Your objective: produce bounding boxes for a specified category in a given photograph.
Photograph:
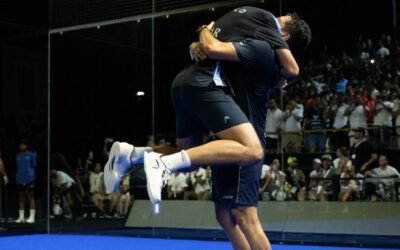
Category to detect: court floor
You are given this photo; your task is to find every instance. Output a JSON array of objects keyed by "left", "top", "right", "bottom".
[{"left": 1, "top": 234, "right": 399, "bottom": 250}]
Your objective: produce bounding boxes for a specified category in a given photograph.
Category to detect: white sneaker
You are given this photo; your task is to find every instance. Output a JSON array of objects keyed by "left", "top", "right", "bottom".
[
  {"left": 15, "top": 217, "right": 25, "bottom": 223},
  {"left": 144, "top": 152, "right": 170, "bottom": 214},
  {"left": 26, "top": 217, "right": 35, "bottom": 224},
  {"left": 104, "top": 141, "right": 134, "bottom": 193}
]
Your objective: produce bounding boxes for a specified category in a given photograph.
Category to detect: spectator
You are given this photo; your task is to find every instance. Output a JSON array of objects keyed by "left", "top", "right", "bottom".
[
  {"left": 373, "top": 94, "right": 394, "bottom": 148},
  {"left": 319, "top": 154, "right": 335, "bottom": 201},
  {"left": 376, "top": 40, "right": 390, "bottom": 60},
  {"left": 282, "top": 100, "right": 303, "bottom": 153},
  {"left": 15, "top": 140, "right": 37, "bottom": 224},
  {"left": 338, "top": 163, "right": 360, "bottom": 202},
  {"left": 0, "top": 152, "right": 8, "bottom": 186},
  {"left": 349, "top": 127, "right": 378, "bottom": 175},
  {"left": 184, "top": 167, "right": 211, "bottom": 200},
  {"left": 307, "top": 158, "right": 323, "bottom": 201},
  {"left": 365, "top": 155, "right": 400, "bottom": 201},
  {"left": 167, "top": 172, "right": 189, "bottom": 200},
  {"left": 117, "top": 175, "right": 132, "bottom": 217},
  {"left": 285, "top": 156, "right": 306, "bottom": 201},
  {"left": 90, "top": 162, "right": 119, "bottom": 218},
  {"left": 303, "top": 96, "right": 328, "bottom": 152},
  {"left": 330, "top": 95, "right": 350, "bottom": 150},
  {"left": 346, "top": 95, "right": 368, "bottom": 145},
  {"left": 50, "top": 169, "right": 82, "bottom": 220},
  {"left": 265, "top": 98, "right": 283, "bottom": 153}
]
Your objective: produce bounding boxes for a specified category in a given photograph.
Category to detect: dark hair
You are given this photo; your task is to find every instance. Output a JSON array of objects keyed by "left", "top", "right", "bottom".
[{"left": 285, "top": 13, "right": 312, "bottom": 52}]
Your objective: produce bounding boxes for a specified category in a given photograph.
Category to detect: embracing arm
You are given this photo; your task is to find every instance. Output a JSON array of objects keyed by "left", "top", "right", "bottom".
[
  {"left": 197, "top": 23, "right": 239, "bottom": 62},
  {"left": 276, "top": 49, "right": 299, "bottom": 79}
]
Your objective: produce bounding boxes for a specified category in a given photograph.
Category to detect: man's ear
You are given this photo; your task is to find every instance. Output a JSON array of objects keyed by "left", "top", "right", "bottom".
[{"left": 282, "top": 33, "right": 291, "bottom": 41}]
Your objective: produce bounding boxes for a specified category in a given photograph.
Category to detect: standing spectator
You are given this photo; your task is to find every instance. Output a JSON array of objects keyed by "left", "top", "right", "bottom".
[
  {"left": 365, "top": 155, "right": 400, "bottom": 201},
  {"left": 376, "top": 40, "right": 390, "bottom": 60},
  {"left": 392, "top": 92, "right": 400, "bottom": 149},
  {"left": 303, "top": 96, "right": 328, "bottom": 152},
  {"left": 330, "top": 96, "right": 350, "bottom": 150},
  {"left": 346, "top": 95, "right": 368, "bottom": 146},
  {"left": 372, "top": 94, "right": 394, "bottom": 148},
  {"left": 0, "top": 152, "right": 9, "bottom": 186},
  {"left": 265, "top": 98, "right": 283, "bottom": 153},
  {"left": 282, "top": 100, "right": 303, "bottom": 153},
  {"left": 15, "top": 140, "right": 37, "bottom": 223},
  {"left": 285, "top": 156, "right": 306, "bottom": 201},
  {"left": 350, "top": 127, "right": 378, "bottom": 175},
  {"left": 167, "top": 172, "right": 188, "bottom": 200},
  {"left": 50, "top": 169, "right": 82, "bottom": 220}
]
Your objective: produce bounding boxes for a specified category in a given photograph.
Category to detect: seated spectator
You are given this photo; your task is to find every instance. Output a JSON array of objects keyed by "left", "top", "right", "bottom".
[
  {"left": 319, "top": 154, "right": 335, "bottom": 201},
  {"left": 184, "top": 167, "right": 211, "bottom": 200},
  {"left": 365, "top": 155, "right": 400, "bottom": 201},
  {"left": 338, "top": 164, "right": 360, "bottom": 202},
  {"left": 260, "top": 159, "right": 286, "bottom": 201},
  {"left": 167, "top": 172, "right": 189, "bottom": 200},
  {"left": 90, "top": 162, "right": 119, "bottom": 218},
  {"left": 285, "top": 156, "right": 306, "bottom": 201},
  {"left": 307, "top": 158, "right": 323, "bottom": 201},
  {"left": 117, "top": 175, "right": 132, "bottom": 218},
  {"left": 50, "top": 169, "right": 82, "bottom": 220}
]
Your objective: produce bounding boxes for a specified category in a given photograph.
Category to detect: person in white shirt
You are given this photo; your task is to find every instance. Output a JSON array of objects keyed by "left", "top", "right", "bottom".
[
  {"left": 282, "top": 100, "right": 303, "bottom": 153},
  {"left": 50, "top": 169, "right": 82, "bottom": 219},
  {"left": 392, "top": 93, "right": 400, "bottom": 149},
  {"left": 307, "top": 158, "right": 323, "bottom": 200},
  {"left": 345, "top": 95, "right": 368, "bottom": 145},
  {"left": 167, "top": 172, "right": 188, "bottom": 200},
  {"left": 365, "top": 155, "right": 400, "bottom": 201},
  {"left": 373, "top": 94, "right": 394, "bottom": 149},
  {"left": 265, "top": 99, "right": 283, "bottom": 153},
  {"left": 184, "top": 167, "right": 211, "bottom": 200},
  {"left": 330, "top": 96, "right": 350, "bottom": 150},
  {"left": 90, "top": 162, "right": 119, "bottom": 217},
  {"left": 376, "top": 40, "right": 390, "bottom": 59}
]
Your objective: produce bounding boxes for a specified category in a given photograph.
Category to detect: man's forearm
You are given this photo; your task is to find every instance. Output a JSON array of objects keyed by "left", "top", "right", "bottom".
[
  {"left": 0, "top": 159, "right": 7, "bottom": 177},
  {"left": 276, "top": 49, "right": 299, "bottom": 79}
]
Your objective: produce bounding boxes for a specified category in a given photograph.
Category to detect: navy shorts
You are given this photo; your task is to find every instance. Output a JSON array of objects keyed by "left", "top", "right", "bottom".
[
  {"left": 212, "top": 160, "right": 262, "bottom": 207},
  {"left": 17, "top": 181, "right": 35, "bottom": 192},
  {"left": 171, "top": 85, "right": 249, "bottom": 138}
]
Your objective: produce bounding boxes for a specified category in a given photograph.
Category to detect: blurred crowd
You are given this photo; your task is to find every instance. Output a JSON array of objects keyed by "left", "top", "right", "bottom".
[
  {"left": 1, "top": 34, "right": 400, "bottom": 224},
  {"left": 266, "top": 34, "right": 400, "bottom": 153}
]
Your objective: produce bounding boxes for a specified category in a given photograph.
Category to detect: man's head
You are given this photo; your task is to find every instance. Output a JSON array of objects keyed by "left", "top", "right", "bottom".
[
  {"left": 354, "top": 127, "right": 366, "bottom": 140},
  {"left": 278, "top": 13, "right": 312, "bottom": 52},
  {"left": 268, "top": 98, "right": 277, "bottom": 110},
  {"left": 321, "top": 154, "right": 332, "bottom": 169},
  {"left": 312, "top": 158, "right": 321, "bottom": 170},
  {"left": 379, "top": 155, "right": 388, "bottom": 168}
]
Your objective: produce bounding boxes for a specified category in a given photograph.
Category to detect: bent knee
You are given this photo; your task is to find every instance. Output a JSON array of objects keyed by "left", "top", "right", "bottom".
[{"left": 242, "top": 144, "right": 264, "bottom": 166}]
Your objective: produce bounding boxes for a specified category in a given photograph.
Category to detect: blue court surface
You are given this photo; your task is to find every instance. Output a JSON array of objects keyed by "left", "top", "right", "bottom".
[{"left": 1, "top": 234, "right": 399, "bottom": 250}]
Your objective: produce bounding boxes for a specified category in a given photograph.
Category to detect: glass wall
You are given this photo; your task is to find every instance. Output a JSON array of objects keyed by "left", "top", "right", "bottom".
[{"left": 1, "top": 0, "right": 399, "bottom": 247}]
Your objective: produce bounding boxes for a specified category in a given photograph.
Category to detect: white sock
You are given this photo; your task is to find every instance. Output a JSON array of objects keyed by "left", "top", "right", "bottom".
[
  {"left": 18, "top": 210, "right": 25, "bottom": 219},
  {"left": 130, "top": 147, "right": 153, "bottom": 165},
  {"left": 160, "top": 150, "right": 191, "bottom": 173},
  {"left": 29, "top": 209, "right": 36, "bottom": 219}
]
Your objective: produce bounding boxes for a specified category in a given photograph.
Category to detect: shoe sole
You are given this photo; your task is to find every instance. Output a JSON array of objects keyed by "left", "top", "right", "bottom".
[
  {"left": 144, "top": 152, "right": 161, "bottom": 213},
  {"left": 104, "top": 142, "right": 131, "bottom": 193}
]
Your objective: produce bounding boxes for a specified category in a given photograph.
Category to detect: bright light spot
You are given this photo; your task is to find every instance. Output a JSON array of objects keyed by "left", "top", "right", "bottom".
[{"left": 136, "top": 91, "right": 145, "bottom": 96}]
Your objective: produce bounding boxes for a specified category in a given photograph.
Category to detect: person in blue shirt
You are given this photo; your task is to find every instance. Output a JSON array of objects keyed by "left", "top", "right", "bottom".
[{"left": 15, "top": 140, "right": 37, "bottom": 223}]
